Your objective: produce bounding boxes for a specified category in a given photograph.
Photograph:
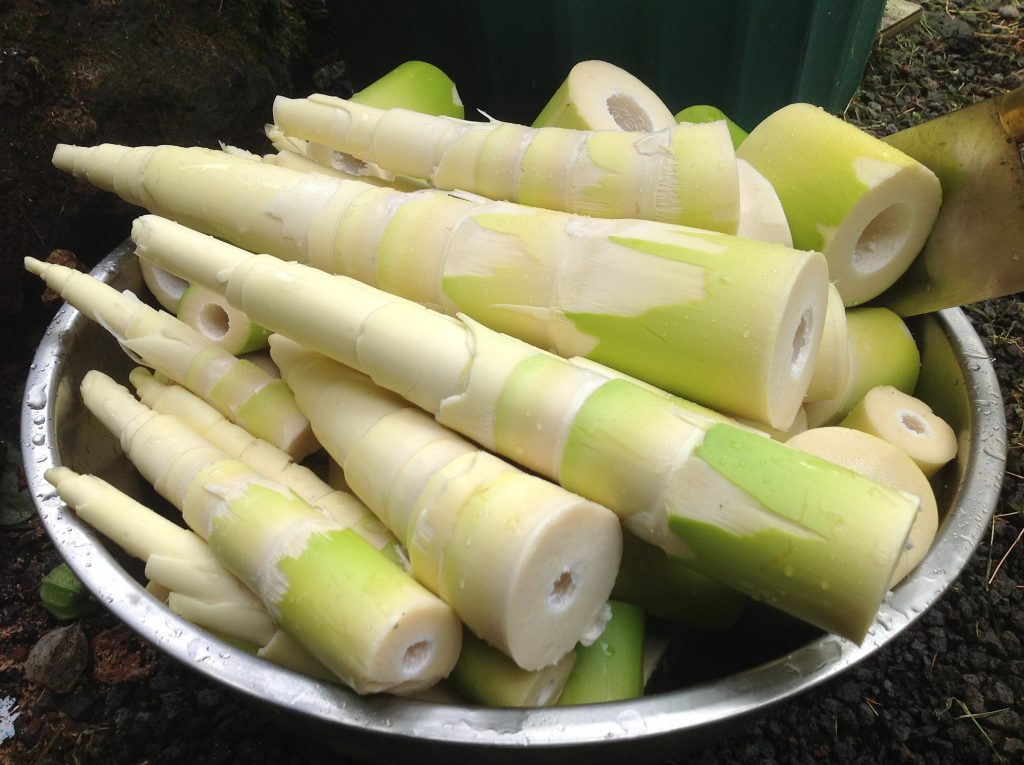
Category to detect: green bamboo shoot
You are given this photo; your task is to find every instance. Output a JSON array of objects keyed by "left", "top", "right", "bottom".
[
  {"left": 133, "top": 215, "right": 919, "bottom": 643},
  {"left": 42, "top": 465, "right": 336, "bottom": 680},
  {"left": 557, "top": 601, "right": 645, "bottom": 705},
  {"left": 272, "top": 94, "right": 741, "bottom": 233},
  {"left": 350, "top": 60, "right": 464, "bottom": 118},
  {"left": 674, "top": 105, "right": 748, "bottom": 148},
  {"left": 77, "top": 370, "right": 462, "bottom": 694},
  {"left": 449, "top": 629, "right": 577, "bottom": 707},
  {"left": 737, "top": 103, "right": 942, "bottom": 306},
  {"left": 786, "top": 427, "right": 939, "bottom": 586},
  {"left": 269, "top": 334, "right": 621, "bottom": 671},
  {"left": 611, "top": 532, "right": 745, "bottom": 630},
  {"left": 129, "top": 367, "right": 402, "bottom": 558},
  {"left": 25, "top": 256, "right": 317, "bottom": 459},
  {"left": 52, "top": 144, "right": 827, "bottom": 427}
]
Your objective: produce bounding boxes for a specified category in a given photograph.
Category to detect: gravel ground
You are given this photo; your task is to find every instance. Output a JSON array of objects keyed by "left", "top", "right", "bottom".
[{"left": 1, "top": 1, "right": 1022, "bottom": 763}]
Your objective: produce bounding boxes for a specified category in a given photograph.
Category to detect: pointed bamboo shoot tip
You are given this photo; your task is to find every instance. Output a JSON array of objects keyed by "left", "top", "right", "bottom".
[
  {"left": 52, "top": 144, "right": 83, "bottom": 172},
  {"left": 44, "top": 465, "right": 78, "bottom": 487},
  {"left": 131, "top": 215, "right": 154, "bottom": 245},
  {"left": 128, "top": 366, "right": 155, "bottom": 392}
]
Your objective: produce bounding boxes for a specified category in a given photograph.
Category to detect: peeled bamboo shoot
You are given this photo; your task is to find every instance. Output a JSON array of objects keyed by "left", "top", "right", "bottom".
[
  {"left": 129, "top": 367, "right": 401, "bottom": 558},
  {"left": 77, "top": 370, "right": 462, "bottom": 694},
  {"left": 266, "top": 60, "right": 462, "bottom": 188},
  {"left": 52, "top": 144, "right": 828, "bottom": 427},
  {"left": 272, "top": 94, "right": 741, "bottom": 233},
  {"left": 132, "top": 214, "right": 919, "bottom": 643},
  {"left": 839, "top": 386, "right": 958, "bottom": 477},
  {"left": 43, "top": 466, "right": 335, "bottom": 680},
  {"left": 269, "top": 334, "right": 621, "bottom": 671},
  {"left": 24, "top": 256, "right": 317, "bottom": 459}
]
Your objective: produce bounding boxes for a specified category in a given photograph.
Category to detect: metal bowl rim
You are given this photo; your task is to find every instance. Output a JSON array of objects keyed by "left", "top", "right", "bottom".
[{"left": 20, "top": 241, "right": 1008, "bottom": 750}]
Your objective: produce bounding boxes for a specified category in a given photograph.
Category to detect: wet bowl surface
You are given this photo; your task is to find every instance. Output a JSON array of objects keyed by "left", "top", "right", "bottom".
[{"left": 21, "top": 242, "right": 1008, "bottom": 763}]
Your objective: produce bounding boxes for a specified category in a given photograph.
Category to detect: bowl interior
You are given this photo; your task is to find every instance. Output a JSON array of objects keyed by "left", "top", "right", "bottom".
[{"left": 21, "top": 241, "right": 1008, "bottom": 763}]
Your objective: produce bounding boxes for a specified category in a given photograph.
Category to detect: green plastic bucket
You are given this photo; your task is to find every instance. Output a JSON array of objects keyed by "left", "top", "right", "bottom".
[{"left": 329, "top": 0, "right": 886, "bottom": 130}]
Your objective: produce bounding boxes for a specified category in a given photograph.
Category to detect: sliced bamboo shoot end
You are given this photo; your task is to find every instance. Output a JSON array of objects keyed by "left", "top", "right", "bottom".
[
  {"left": 806, "top": 307, "right": 921, "bottom": 427},
  {"left": 805, "top": 284, "right": 850, "bottom": 403},
  {"left": 737, "top": 103, "right": 941, "bottom": 306},
  {"left": 177, "top": 284, "right": 271, "bottom": 355},
  {"left": 139, "top": 258, "right": 189, "bottom": 312},
  {"left": 427, "top": 471, "right": 621, "bottom": 671},
  {"left": 531, "top": 60, "right": 676, "bottom": 133},
  {"left": 763, "top": 254, "right": 827, "bottom": 429},
  {"left": 853, "top": 202, "right": 911, "bottom": 274},
  {"left": 785, "top": 427, "right": 939, "bottom": 587},
  {"left": 735, "top": 158, "right": 793, "bottom": 246},
  {"left": 839, "top": 385, "right": 958, "bottom": 477}
]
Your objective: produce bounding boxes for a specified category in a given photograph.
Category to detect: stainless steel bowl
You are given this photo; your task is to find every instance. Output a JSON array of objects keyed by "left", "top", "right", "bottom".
[{"left": 21, "top": 241, "right": 1008, "bottom": 763}]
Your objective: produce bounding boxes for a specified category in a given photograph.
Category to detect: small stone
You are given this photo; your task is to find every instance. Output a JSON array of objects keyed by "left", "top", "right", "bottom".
[
  {"left": 1003, "top": 737, "right": 1024, "bottom": 754},
  {"left": 23, "top": 623, "right": 89, "bottom": 693},
  {"left": 998, "top": 5, "right": 1020, "bottom": 20},
  {"left": 983, "top": 679, "right": 1015, "bottom": 707},
  {"left": 988, "top": 709, "right": 1023, "bottom": 734}
]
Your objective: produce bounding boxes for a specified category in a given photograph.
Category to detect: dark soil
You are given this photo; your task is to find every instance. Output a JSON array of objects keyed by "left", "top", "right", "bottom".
[{"left": 1, "top": 1, "right": 1022, "bottom": 763}]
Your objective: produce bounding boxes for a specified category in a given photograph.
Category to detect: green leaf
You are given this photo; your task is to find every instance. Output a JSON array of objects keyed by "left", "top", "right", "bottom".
[{"left": 40, "top": 563, "right": 97, "bottom": 621}]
